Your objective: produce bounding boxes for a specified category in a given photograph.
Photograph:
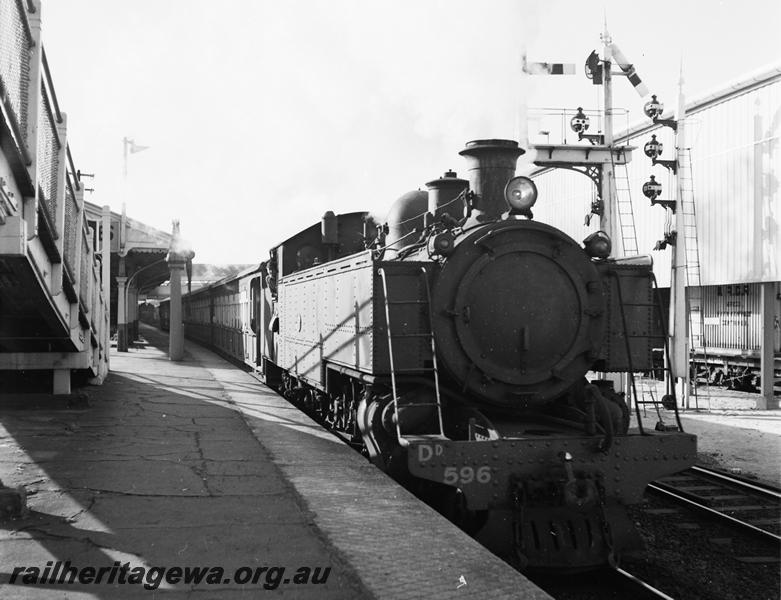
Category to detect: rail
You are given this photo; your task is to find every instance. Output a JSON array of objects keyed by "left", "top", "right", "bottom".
[
  {"left": 531, "top": 566, "right": 678, "bottom": 599},
  {"left": 648, "top": 466, "right": 781, "bottom": 546},
  {"left": 40, "top": 46, "right": 62, "bottom": 123},
  {"left": 62, "top": 175, "right": 77, "bottom": 280},
  {"left": 612, "top": 568, "right": 676, "bottom": 600},
  {"left": 0, "top": 1, "right": 33, "bottom": 143},
  {"left": 66, "top": 144, "right": 80, "bottom": 190},
  {"left": 37, "top": 54, "right": 62, "bottom": 239},
  {"left": 526, "top": 106, "right": 632, "bottom": 146},
  {"left": 690, "top": 465, "right": 781, "bottom": 500}
]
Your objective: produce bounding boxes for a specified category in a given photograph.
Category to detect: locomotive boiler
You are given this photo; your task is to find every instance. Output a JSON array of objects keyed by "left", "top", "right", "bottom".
[{"left": 179, "top": 139, "right": 697, "bottom": 571}]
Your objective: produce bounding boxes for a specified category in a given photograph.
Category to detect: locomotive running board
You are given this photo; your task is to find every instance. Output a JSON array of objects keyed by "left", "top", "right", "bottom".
[{"left": 407, "top": 432, "right": 697, "bottom": 511}]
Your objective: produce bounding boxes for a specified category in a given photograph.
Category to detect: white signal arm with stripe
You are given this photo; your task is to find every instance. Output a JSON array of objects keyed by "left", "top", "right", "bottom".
[
  {"left": 522, "top": 54, "right": 576, "bottom": 75},
  {"left": 609, "top": 43, "right": 650, "bottom": 97}
]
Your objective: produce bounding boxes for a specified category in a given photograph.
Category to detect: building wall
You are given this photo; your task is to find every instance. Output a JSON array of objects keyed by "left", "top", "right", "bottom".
[{"left": 531, "top": 67, "right": 780, "bottom": 287}]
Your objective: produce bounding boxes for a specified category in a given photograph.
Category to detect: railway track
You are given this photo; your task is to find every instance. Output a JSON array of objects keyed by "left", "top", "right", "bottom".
[
  {"left": 271, "top": 381, "right": 699, "bottom": 600},
  {"left": 530, "top": 567, "right": 676, "bottom": 600},
  {"left": 648, "top": 465, "right": 781, "bottom": 545},
  {"left": 252, "top": 373, "right": 779, "bottom": 599},
  {"left": 611, "top": 568, "right": 677, "bottom": 599}
]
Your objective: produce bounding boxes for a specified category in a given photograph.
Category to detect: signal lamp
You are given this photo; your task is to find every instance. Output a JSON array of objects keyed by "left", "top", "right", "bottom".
[
  {"left": 642, "top": 175, "right": 662, "bottom": 201},
  {"left": 584, "top": 50, "right": 603, "bottom": 85},
  {"left": 504, "top": 176, "right": 538, "bottom": 217},
  {"left": 643, "top": 134, "right": 663, "bottom": 159},
  {"left": 643, "top": 95, "right": 664, "bottom": 119},
  {"left": 583, "top": 231, "right": 611, "bottom": 259},
  {"left": 570, "top": 107, "right": 590, "bottom": 133}
]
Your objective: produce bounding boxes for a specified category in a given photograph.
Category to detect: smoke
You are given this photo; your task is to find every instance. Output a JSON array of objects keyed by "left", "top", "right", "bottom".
[{"left": 169, "top": 219, "right": 194, "bottom": 259}]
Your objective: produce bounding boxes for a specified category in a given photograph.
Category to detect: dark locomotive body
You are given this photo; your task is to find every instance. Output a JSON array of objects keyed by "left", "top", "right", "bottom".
[{"left": 168, "top": 139, "right": 696, "bottom": 571}]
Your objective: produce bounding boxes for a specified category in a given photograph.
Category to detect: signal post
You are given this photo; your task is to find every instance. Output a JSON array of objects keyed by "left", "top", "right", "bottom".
[{"left": 527, "top": 25, "right": 690, "bottom": 407}]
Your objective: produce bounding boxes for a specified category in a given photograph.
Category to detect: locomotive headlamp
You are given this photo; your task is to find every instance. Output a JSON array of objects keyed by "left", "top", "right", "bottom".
[
  {"left": 643, "top": 95, "right": 664, "bottom": 119},
  {"left": 504, "top": 176, "right": 537, "bottom": 217},
  {"left": 642, "top": 175, "right": 662, "bottom": 201},
  {"left": 570, "top": 107, "right": 590, "bottom": 134},
  {"left": 643, "top": 134, "right": 663, "bottom": 159},
  {"left": 583, "top": 231, "right": 611, "bottom": 259}
]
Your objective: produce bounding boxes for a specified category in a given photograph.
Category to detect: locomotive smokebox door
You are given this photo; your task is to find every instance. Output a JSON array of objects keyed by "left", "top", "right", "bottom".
[{"left": 432, "top": 220, "right": 606, "bottom": 408}]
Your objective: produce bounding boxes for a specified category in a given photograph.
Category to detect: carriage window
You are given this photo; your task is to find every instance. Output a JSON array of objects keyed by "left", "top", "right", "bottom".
[{"left": 250, "top": 277, "right": 260, "bottom": 333}]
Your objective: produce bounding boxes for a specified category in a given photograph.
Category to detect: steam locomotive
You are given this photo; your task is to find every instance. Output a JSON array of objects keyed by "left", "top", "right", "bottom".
[{"left": 162, "top": 139, "right": 696, "bottom": 571}]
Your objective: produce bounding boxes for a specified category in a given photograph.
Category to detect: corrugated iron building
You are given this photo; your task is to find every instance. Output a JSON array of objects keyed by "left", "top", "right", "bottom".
[
  {"left": 529, "top": 65, "right": 780, "bottom": 399},
  {"left": 531, "top": 64, "right": 780, "bottom": 288}
]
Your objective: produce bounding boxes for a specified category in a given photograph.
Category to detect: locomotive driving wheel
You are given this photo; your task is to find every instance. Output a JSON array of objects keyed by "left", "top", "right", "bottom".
[{"left": 356, "top": 390, "right": 404, "bottom": 475}]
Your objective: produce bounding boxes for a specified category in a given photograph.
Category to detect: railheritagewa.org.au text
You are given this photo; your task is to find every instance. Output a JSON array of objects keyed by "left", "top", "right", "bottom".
[{"left": 10, "top": 561, "right": 331, "bottom": 590}]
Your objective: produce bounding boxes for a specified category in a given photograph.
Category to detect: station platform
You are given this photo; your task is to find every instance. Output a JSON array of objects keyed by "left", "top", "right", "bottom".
[{"left": 0, "top": 325, "right": 549, "bottom": 599}]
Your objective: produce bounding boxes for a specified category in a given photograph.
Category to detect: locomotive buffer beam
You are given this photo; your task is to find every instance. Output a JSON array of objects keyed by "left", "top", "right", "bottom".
[{"left": 407, "top": 433, "right": 696, "bottom": 511}]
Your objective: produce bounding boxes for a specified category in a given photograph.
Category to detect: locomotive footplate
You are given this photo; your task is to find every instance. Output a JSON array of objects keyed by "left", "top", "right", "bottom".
[{"left": 407, "top": 432, "right": 697, "bottom": 511}]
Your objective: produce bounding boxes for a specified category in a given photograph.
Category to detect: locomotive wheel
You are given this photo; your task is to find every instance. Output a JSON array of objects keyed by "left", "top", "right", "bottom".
[{"left": 356, "top": 395, "right": 404, "bottom": 475}]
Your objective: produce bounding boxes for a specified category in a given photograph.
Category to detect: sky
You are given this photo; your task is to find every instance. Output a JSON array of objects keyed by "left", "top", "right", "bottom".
[{"left": 40, "top": 0, "right": 781, "bottom": 264}]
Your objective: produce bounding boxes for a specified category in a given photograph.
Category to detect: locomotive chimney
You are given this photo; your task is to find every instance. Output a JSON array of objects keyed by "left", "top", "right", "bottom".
[{"left": 459, "top": 139, "right": 525, "bottom": 224}]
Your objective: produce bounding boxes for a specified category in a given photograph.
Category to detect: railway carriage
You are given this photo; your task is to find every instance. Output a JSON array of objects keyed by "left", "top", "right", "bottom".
[{"left": 692, "top": 283, "right": 781, "bottom": 390}]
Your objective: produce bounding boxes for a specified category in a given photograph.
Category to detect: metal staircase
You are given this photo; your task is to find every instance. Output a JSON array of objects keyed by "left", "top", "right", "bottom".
[
  {"left": 611, "top": 157, "right": 639, "bottom": 256},
  {"left": 377, "top": 266, "right": 447, "bottom": 446},
  {"left": 636, "top": 376, "right": 667, "bottom": 424}
]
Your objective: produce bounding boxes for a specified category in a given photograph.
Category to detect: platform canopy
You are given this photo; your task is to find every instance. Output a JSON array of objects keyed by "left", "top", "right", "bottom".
[{"left": 83, "top": 202, "right": 177, "bottom": 350}]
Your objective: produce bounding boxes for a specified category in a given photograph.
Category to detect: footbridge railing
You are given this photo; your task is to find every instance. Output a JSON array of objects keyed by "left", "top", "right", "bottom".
[{"left": 0, "top": 0, "right": 110, "bottom": 392}]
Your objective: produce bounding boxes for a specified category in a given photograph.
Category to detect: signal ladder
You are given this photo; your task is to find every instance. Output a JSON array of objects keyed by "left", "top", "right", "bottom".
[
  {"left": 611, "top": 157, "right": 639, "bottom": 256},
  {"left": 678, "top": 148, "right": 710, "bottom": 410},
  {"left": 378, "top": 266, "right": 447, "bottom": 446}
]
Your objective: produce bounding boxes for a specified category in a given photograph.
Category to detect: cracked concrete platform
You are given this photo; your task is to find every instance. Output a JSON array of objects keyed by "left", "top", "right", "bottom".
[{"left": 0, "top": 326, "right": 548, "bottom": 599}]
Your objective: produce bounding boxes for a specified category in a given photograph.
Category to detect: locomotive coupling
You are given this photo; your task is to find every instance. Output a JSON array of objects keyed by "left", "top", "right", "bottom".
[{"left": 560, "top": 451, "right": 599, "bottom": 509}]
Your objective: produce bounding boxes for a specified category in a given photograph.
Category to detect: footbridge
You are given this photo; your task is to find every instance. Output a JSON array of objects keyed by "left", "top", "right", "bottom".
[{"left": 0, "top": 1, "right": 181, "bottom": 394}]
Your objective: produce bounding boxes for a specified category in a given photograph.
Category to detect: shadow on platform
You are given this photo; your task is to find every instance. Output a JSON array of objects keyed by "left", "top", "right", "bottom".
[{"left": 0, "top": 327, "right": 366, "bottom": 599}]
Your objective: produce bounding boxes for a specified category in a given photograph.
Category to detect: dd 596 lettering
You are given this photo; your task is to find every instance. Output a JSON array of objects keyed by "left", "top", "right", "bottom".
[
  {"left": 443, "top": 466, "right": 491, "bottom": 485},
  {"left": 415, "top": 445, "right": 492, "bottom": 485},
  {"left": 417, "top": 444, "right": 444, "bottom": 462}
]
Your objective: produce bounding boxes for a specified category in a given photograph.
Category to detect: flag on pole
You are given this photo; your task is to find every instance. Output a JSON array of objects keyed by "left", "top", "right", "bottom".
[
  {"left": 123, "top": 137, "right": 150, "bottom": 179},
  {"left": 522, "top": 55, "right": 576, "bottom": 75},
  {"left": 128, "top": 140, "right": 149, "bottom": 154}
]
